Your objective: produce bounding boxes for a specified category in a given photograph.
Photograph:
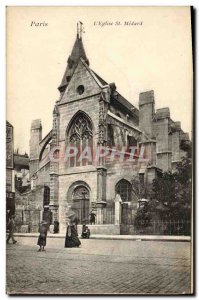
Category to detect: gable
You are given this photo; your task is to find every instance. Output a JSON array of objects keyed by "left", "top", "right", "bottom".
[{"left": 60, "top": 60, "right": 102, "bottom": 104}]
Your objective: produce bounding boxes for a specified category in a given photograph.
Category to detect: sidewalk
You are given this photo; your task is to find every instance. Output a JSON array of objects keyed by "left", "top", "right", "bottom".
[{"left": 14, "top": 232, "right": 191, "bottom": 242}]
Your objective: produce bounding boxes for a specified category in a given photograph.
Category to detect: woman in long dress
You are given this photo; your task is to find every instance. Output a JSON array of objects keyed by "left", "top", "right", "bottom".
[
  {"left": 37, "top": 220, "right": 48, "bottom": 251},
  {"left": 65, "top": 221, "right": 81, "bottom": 248}
]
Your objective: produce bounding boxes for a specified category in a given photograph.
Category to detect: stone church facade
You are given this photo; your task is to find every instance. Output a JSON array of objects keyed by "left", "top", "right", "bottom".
[{"left": 28, "top": 31, "right": 189, "bottom": 234}]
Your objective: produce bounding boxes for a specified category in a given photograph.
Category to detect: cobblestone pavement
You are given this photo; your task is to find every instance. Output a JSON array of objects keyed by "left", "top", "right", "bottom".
[{"left": 6, "top": 237, "right": 192, "bottom": 295}]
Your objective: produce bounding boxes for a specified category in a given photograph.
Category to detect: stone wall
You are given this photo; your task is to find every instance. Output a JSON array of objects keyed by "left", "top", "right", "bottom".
[
  {"left": 6, "top": 168, "right": 12, "bottom": 192},
  {"left": 36, "top": 162, "right": 51, "bottom": 187},
  {"left": 77, "top": 224, "right": 120, "bottom": 235},
  {"left": 60, "top": 60, "right": 101, "bottom": 105},
  {"left": 15, "top": 187, "right": 44, "bottom": 232}
]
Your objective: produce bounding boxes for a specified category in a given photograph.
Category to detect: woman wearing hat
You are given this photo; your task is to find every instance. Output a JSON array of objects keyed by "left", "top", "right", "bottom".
[
  {"left": 64, "top": 211, "right": 81, "bottom": 248},
  {"left": 37, "top": 220, "right": 48, "bottom": 251}
]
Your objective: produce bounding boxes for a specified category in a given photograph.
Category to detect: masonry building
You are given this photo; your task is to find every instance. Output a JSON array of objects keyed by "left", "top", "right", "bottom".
[
  {"left": 6, "top": 121, "right": 15, "bottom": 218},
  {"left": 27, "top": 29, "right": 189, "bottom": 234}
]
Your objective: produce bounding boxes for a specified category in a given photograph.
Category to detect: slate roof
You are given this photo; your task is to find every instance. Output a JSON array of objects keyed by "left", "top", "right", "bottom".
[
  {"left": 58, "top": 35, "right": 89, "bottom": 92},
  {"left": 114, "top": 92, "right": 139, "bottom": 118},
  {"left": 91, "top": 70, "right": 138, "bottom": 118}
]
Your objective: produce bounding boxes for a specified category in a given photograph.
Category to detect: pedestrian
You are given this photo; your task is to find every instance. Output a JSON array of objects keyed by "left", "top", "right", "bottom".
[
  {"left": 81, "top": 223, "right": 90, "bottom": 239},
  {"left": 53, "top": 220, "right": 59, "bottom": 234},
  {"left": 89, "top": 210, "right": 96, "bottom": 225},
  {"left": 65, "top": 219, "right": 81, "bottom": 248},
  {"left": 6, "top": 215, "right": 17, "bottom": 244},
  {"left": 37, "top": 220, "right": 48, "bottom": 251}
]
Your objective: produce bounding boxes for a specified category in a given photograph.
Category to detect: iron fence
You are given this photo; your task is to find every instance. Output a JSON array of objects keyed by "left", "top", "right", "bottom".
[
  {"left": 135, "top": 219, "right": 191, "bottom": 236},
  {"left": 103, "top": 207, "right": 115, "bottom": 224}
]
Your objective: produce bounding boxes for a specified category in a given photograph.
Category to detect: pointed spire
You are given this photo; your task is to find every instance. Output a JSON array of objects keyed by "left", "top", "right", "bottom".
[
  {"left": 58, "top": 23, "right": 89, "bottom": 93},
  {"left": 77, "top": 21, "right": 85, "bottom": 39}
]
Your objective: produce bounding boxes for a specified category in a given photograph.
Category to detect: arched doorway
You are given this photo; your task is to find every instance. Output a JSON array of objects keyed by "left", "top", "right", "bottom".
[{"left": 71, "top": 186, "right": 90, "bottom": 224}]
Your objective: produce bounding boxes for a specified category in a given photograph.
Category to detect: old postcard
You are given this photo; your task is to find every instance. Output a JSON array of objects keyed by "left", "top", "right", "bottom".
[{"left": 6, "top": 6, "right": 193, "bottom": 295}]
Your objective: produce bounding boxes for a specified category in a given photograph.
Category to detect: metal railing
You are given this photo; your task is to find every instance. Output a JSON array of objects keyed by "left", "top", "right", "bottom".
[
  {"left": 134, "top": 219, "right": 191, "bottom": 236},
  {"left": 103, "top": 207, "right": 115, "bottom": 224}
]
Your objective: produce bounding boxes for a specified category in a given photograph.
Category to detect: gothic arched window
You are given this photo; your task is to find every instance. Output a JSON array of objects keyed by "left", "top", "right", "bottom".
[
  {"left": 115, "top": 179, "right": 132, "bottom": 202},
  {"left": 67, "top": 112, "right": 93, "bottom": 167}
]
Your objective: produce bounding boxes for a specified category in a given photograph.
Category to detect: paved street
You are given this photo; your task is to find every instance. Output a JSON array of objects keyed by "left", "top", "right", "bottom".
[{"left": 6, "top": 237, "right": 192, "bottom": 295}]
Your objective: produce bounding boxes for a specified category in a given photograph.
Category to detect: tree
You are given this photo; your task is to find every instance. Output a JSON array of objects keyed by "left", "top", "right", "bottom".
[
  {"left": 172, "top": 157, "right": 192, "bottom": 220},
  {"left": 152, "top": 157, "right": 192, "bottom": 220},
  {"left": 131, "top": 175, "right": 148, "bottom": 199},
  {"left": 153, "top": 172, "right": 175, "bottom": 208},
  {"left": 134, "top": 156, "right": 192, "bottom": 235}
]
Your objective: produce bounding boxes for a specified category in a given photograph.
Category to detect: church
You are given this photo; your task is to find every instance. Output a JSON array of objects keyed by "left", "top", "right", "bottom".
[{"left": 27, "top": 25, "right": 189, "bottom": 234}]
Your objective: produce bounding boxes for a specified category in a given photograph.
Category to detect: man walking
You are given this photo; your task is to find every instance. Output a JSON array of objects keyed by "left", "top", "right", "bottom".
[{"left": 6, "top": 215, "right": 17, "bottom": 244}]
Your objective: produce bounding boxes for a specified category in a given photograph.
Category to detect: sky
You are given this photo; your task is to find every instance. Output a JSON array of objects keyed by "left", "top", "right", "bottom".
[{"left": 6, "top": 6, "right": 193, "bottom": 154}]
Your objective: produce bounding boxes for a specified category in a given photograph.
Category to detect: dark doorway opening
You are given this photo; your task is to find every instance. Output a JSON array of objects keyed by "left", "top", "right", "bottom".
[{"left": 71, "top": 186, "right": 90, "bottom": 224}]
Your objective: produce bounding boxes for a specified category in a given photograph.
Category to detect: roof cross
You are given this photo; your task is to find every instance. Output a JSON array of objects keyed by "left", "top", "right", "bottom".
[{"left": 77, "top": 21, "right": 85, "bottom": 39}]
